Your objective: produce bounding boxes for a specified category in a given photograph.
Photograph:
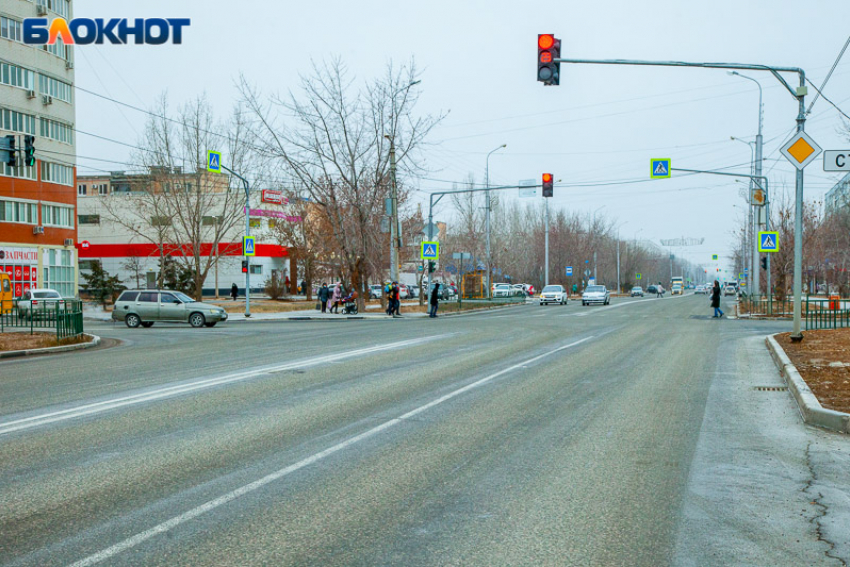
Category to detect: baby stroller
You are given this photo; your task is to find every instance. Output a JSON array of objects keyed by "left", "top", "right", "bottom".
[{"left": 341, "top": 291, "right": 358, "bottom": 315}]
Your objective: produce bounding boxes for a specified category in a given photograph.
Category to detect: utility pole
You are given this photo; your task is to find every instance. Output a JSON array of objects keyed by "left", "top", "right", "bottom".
[
  {"left": 616, "top": 239, "right": 620, "bottom": 294},
  {"left": 221, "top": 164, "right": 251, "bottom": 318},
  {"left": 593, "top": 250, "right": 597, "bottom": 281},
  {"left": 386, "top": 136, "right": 400, "bottom": 282}
]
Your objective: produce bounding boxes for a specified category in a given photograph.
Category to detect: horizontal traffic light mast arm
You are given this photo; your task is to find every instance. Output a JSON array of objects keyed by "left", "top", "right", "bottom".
[
  {"left": 671, "top": 167, "right": 768, "bottom": 194},
  {"left": 427, "top": 183, "right": 540, "bottom": 240},
  {"left": 552, "top": 58, "right": 804, "bottom": 98}
]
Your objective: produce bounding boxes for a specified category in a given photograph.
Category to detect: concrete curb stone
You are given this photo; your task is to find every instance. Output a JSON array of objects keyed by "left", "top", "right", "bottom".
[
  {"left": 766, "top": 333, "right": 850, "bottom": 434},
  {"left": 0, "top": 333, "right": 101, "bottom": 360}
]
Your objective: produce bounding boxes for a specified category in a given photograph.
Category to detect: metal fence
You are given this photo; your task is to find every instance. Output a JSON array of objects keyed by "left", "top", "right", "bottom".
[
  {"left": 806, "top": 297, "right": 850, "bottom": 330},
  {"left": 0, "top": 299, "right": 84, "bottom": 339},
  {"left": 738, "top": 296, "right": 795, "bottom": 317}
]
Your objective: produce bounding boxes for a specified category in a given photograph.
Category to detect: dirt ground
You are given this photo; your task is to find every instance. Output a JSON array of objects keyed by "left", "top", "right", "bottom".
[
  {"left": 0, "top": 332, "right": 88, "bottom": 352},
  {"left": 778, "top": 329, "right": 850, "bottom": 414}
]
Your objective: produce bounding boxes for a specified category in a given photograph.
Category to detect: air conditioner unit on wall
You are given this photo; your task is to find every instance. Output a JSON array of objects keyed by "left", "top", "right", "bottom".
[
  {"left": 65, "top": 61, "right": 74, "bottom": 70},
  {"left": 33, "top": 226, "right": 45, "bottom": 235},
  {"left": 26, "top": 90, "right": 36, "bottom": 99},
  {"left": 64, "top": 238, "right": 74, "bottom": 247},
  {"left": 36, "top": 4, "right": 48, "bottom": 15},
  {"left": 42, "top": 95, "right": 53, "bottom": 105}
]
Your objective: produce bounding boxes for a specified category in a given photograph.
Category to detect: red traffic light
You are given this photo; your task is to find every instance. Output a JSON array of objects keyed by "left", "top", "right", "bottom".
[
  {"left": 542, "top": 173, "right": 553, "bottom": 183},
  {"left": 542, "top": 173, "right": 554, "bottom": 197},
  {"left": 537, "top": 34, "right": 561, "bottom": 86},
  {"left": 540, "top": 52, "right": 552, "bottom": 63},
  {"left": 538, "top": 34, "right": 555, "bottom": 50}
]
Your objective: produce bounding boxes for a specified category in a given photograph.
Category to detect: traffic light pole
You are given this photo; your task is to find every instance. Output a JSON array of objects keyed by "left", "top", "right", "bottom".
[
  {"left": 221, "top": 164, "right": 251, "bottom": 318},
  {"left": 553, "top": 56, "right": 807, "bottom": 339}
]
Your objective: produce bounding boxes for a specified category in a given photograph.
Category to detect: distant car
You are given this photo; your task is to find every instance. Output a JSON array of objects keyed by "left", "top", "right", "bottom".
[
  {"left": 17, "top": 288, "right": 65, "bottom": 319},
  {"left": 493, "top": 284, "right": 513, "bottom": 298},
  {"left": 646, "top": 285, "right": 657, "bottom": 295},
  {"left": 407, "top": 284, "right": 419, "bottom": 299},
  {"left": 427, "top": 283, "right": 450, "bottom": 300},
  {"left": 630, "top": 286, "right": 644, "bottom": 297},
  {"left": 582, "top": 285, "right": 610, "bottom": 306},
  {"left": 671, "top": 284, "right": 683, "bottom": 295},
  {"left": 369, "top": 284, "right": 383, "bottom": 299},
  {"left": 723, "top": 285, "right": 737, "bottom": 296},
  {"left": 113, "top": 289, "right": 228, "bottom": 328},
  {"left": 539, "top": 284, "right": 567, "bottom": 305}
]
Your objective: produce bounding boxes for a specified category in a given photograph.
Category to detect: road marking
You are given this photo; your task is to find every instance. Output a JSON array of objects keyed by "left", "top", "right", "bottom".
[
  {"left": 66, "top": 335, "right": 597, "bottom": 567},
  {"left": 0, "top": 335, "right": 453, "bottom": 437}
]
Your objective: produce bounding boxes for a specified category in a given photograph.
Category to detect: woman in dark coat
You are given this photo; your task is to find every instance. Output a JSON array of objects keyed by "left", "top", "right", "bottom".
[
  {"left": 429, "top": 283, "right": 440, "bottom": 318},
  {"left": 318, "top": 283, "right": 330, "bottom": 313},
  {"left": 711, "top": 280, "right": 724, "bottom": 318},
  {"left": 230, "top": 283, "right": 238, "bottom": 301}
]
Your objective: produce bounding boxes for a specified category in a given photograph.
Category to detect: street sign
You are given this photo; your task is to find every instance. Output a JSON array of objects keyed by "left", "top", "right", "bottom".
[
  {"left": 565, "top": 266, "right": 573, "bottom": 276},
  {"left": 650, "top": 158, "right": 671, "bottom": 179},
  {"left": 636, "top": 273, "right": 642, "bottom": 280},
  {"left": 207, "top": 150, "right": 222, "bottom": 173},
  {"left": 584, "top": 269, "right": 591, "bottom": 277},
  {"left": 823, "top": 151, "right": 850, "bottom": 172},
  {"left": 420, "top": 241, "right": 439, "bottom": 260},
  {"left": 758, "top": 231, "right": 779, "bottom": 253},
  {"left": 452, "top": 252, "right": 471, "bottom": 260},
  {"left": 752, "top": 188, "right": 765, "bottom": 206},
  {"left": 712, "top": 254, "right": 718, "bottom": 261},
  {"left": 518, "top": 179, "right": 537, "bottom": 198},
  {"left": 243, "top": 236, "right": 256, "bottom": 256},
  {"left": 780, "top": 131, "right": 822, "bottom": 170}
]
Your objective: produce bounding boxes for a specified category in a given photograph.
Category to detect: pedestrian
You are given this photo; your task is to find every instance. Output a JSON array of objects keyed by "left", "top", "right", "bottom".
[
  {"left": 656, "top": 282, "right": 663, "bottom": 299},
  {"left": 230, "top": 282, "right": 238, "bottom": 301},
  {"left": 331, "top": 283, "right": 342, "bottom": 314},
  {"left": 300, "top": 280, "right": 307, "bottom": 296},
  {"left": 711, "top": 280, "right": 724, "bottom": 318},
  {"left": 391, "top": 281, "right": 401, "bottom": 318},
  {"left": 319, "top": 282, "right": 330, "bottom": 313},
  {"left": 429, "top": 282, "right": 440, "bottom": 318}
]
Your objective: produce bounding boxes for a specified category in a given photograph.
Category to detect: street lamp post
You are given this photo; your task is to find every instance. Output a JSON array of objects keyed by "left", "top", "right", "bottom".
[{"left": 485, "top": 144, "right": 506, "bottom": 297}]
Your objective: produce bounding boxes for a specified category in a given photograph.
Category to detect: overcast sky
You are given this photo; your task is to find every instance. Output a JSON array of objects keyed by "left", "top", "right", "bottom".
[{"left": 73, "top": 0, "right": 850, "bottom": 274}]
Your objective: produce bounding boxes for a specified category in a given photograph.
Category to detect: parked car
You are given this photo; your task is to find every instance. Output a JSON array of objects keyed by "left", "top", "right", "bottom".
[
  {"left": 630, "top": 286, "right": 644, "bottom": 297},
  {"left": 427, "top": 282, "right": 450, "bottom": 300},
  {"left": 113, "top": 289, "right": 229, "bottom": 328},
  {"left": 369, "top": 284, "right": 383, "bottom": 299},
  {"left": 492, "top": 283, "right": 513, "bottom": 298},
  {"left": 407, "top": 284, "right": 420, "bottom": 299},
  {"left": 582, "top": 285, "right": 610, "bottom": 306},
  {"left": 539, "top": 284, "right": 568, "bottom": 305},
  {"left": 17, "top": 288, "right": 64, "bottom": 319}
]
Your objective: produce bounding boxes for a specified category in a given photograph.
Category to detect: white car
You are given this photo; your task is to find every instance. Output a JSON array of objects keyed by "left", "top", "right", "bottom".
[
  {"left": 539, "top": 285, "right": 567, "bottom": 305},
  {"left": 17, "top": 288, "right": 65, "bottom": 318},
  {"left": 493, "top": 284, "right": 513, "bottom": 298},
  {"left": 582, "top": 285, "right": 610, "bottom": 306},
  {"left": 630, "top": 286, "right": 644, "bottom": 297}
]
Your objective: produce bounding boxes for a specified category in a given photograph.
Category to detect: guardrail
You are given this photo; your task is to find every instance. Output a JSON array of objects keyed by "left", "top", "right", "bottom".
[
  {"left": 0, "top": 299, "right": 84, "bottom": 339},
  {"left": 805, "top": 297, "right": 850, "bottom": 330}
]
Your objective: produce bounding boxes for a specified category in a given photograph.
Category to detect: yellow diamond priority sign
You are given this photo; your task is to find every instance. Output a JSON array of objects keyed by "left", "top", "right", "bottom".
[{"left": 780, "top": 131, "right": 821, "bottom": 170}]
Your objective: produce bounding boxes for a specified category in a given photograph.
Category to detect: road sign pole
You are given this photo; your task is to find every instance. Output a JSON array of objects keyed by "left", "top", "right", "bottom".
[
  {"left": 544, "top": 197, "right": 549, "bottom": 287},
  {"left": 221, "top": 163, "right": 251, "bottom": 318},
  {"left": 790, "top": 73, "right": 807, "bottom": 341}
]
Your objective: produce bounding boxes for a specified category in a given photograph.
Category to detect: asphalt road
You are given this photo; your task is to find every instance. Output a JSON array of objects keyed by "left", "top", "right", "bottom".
[{"left": 1, "top": 294, "right": 848, "bottom": 566}]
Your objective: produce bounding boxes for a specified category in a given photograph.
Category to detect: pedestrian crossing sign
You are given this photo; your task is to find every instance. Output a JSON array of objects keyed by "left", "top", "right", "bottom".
[
  {"left": 650, "top": 158, "right": 671, "bottom": 179},
  {"left": 207, "top": 150, "right": 221, "bottom": 173},
  {"left": 758, "top": 231, "right": 779, "bottom": 253},
  {"left": 243, "top": 236, "right": 256, "bottom": 256},
  {"left": 420, "top": 241, "right": 439, "bottom": 260},
  {"left": 636, "top": 273, "right": 642, "bottom": 280},
  {"left": 712, "top": 254, "right": 718, "bottom": 261}
]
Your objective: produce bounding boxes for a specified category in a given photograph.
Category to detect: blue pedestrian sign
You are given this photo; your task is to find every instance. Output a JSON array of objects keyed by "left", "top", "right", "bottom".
[
  {"left": 420, "top": 241, "right": 439, "bottom": 260},
  {"left": 565, "top": 266, "right": 573, "bottom": 276},
  {"left": 650, "top": 158, "right": 671, "bottom": 179},
  {"left": 758, "top": 231, "right": 779, "bottom": 253},
  {"left": 207, "top": 150, "right": 222, "bottom": 173},
  {"left": 243, "top": 236, "right": 256, "bottom": 257}
]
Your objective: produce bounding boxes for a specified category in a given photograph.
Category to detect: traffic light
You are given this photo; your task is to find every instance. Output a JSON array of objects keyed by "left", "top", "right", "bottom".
[
  {"left": 537, "top": 34, "right": 561, "bottom": 86},
  {"left": 428, "top": 260, "right": 436, "bottom": 273},
  {"left": 761, "top": 257, "right": 768, "bottom": 270},
  {"left": 241, "top": 260, "right": 248, "bottom": 273},
  {"left": 3, "top": 135, "right": 16, "bottom": 167},
  {"left": 23, "top": 135, "right": 35, "bottom": 167},
  {"left": 542, "top": 173, "right": 554, "bottom": 197}
]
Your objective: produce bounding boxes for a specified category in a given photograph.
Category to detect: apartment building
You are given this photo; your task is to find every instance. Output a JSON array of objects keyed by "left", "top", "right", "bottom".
[{"left": 0, "top": 0, "right": 77, "bottom": 298}]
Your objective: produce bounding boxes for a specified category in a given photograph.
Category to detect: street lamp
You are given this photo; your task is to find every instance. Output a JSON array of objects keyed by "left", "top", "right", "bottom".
[
  {"left": 729, "top": 71, "right": 765, "bottom": 300},
  {"left": 485, "top": 144, "right": 506, "bottom": 297},
  {"left": 386, "top": 80, "right": 422, "bottom": 283}
]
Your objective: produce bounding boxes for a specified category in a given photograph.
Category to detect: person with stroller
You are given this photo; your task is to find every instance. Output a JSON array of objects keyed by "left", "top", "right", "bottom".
[{"left": 341, "top": 289, "right": 359, "bottom": 314}]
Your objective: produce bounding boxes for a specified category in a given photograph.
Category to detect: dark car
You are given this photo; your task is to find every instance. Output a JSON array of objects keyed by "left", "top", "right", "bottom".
[{"left": 646, "top": 285, "right": 657, "bottom": 294}]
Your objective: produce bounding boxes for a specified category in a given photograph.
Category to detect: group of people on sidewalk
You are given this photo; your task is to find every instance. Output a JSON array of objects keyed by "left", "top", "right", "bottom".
[
  {"left": 383, "top": 281, "right": 441, "bottom": 318},
  {"left": 317, "top": 283, "right": 356, "bottom": 314}
]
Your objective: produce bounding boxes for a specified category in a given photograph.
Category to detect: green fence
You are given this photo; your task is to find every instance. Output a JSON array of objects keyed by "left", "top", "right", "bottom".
[
  {"left": 806, "top": 297, "right": 850, "bottom": 330},
  {"left": 0, "top": 299, "right": 84, "bottom": 339}
]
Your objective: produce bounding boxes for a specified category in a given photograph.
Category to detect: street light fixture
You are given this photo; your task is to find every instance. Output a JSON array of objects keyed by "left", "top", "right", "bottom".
[{"left": 485, "top": 144, "right": 506, "bottom": 297}]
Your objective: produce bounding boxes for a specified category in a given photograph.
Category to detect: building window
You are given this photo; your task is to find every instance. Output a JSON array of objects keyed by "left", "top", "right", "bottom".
[
  {"left": 0, "top": 16, "right": 23, "bottom": 43},
  {"left": 249, "top": 219, "right": 262, "bottom": 229},
  {"left": 43, "top": 37, "right": 67, "bottom": 59},
  {"left": 46, "top": 248, "right": 74, "bottom": 298},
  {"left": 37, "top": 74, "right": 72, "bottom": 103},
  {"left": 78, "top": 214, "right": 100, "bottom": 225},
  {"left": 79, "top": 260, "right": 96, "bottom": 271},
  {"left": 40, "top": 161, "right": 74, "bottom": 186},
  {"left": 97, "top": 183, "right": 108, "bottom": 195},
  {"left": 1, "top": 108, "right": 38, "bottom": 135},
  {"left": 202, "top": 216, "right": 219, "bottom": 226},
  {"left": 77, "top": 184, "right": 87, "bottom": 196},
  {"left": 36, "top": 0, "right": 70, "bottom": 19},
  {"left": 41, "top": 203, "right": 74, "bottom": 228},
  {"left": 249, "top": 265, "right": 263, "bottom": 275},
  {"left": 40, "top": 117, "right": 74, "bottom": 144},
  {"left": 0, "top": 198, "right": 38, "bottom": 224},
  {"left": 150, "top": 216, "right": 171, "bottom": 227},
  {"left": 0, "top": 161, "right": 36, "bottom": 180},
  {"left": 0, "top": 62, "right": 35, "bottom": 90}
]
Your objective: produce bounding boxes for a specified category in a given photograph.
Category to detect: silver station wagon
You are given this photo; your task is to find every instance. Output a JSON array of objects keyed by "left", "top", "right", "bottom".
[{"left": 112, "top": 289, "right": 229, "bottom": 328}]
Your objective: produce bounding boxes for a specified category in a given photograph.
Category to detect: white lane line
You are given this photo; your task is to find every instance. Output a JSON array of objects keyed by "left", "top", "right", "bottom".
[
  {"left": 0, "top": 335, "right": 453, "bottom": 437},
  {"left": 66, "top": 335, "right": 596, "bottom": 567}
]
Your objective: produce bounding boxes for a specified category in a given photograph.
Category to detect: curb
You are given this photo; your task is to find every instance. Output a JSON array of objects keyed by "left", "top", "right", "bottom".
[
  {"left": 0, "top": 333, "right": 101, "bottom": 360},
  {"left": 765, "top": 333, "right": 850, "bottom": 434}
]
